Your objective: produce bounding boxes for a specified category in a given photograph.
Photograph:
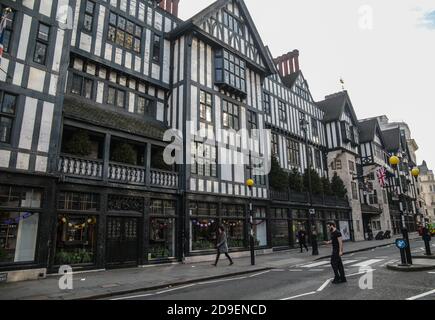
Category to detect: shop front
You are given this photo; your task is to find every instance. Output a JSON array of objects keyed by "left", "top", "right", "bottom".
[
  {"left": 0, "top": 174, "right": 55, "bottom": 282},
  {"left": 51, "top": 185, "right": 179, "bottom": 272}
]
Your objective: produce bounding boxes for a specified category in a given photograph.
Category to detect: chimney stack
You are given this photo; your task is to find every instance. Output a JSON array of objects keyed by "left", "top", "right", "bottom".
[
  {"left": 274, "top": 50, "right": 300, "bottom": 78},
  {"left": 158, "top": 0, "right": 180, "bottom": 17}
]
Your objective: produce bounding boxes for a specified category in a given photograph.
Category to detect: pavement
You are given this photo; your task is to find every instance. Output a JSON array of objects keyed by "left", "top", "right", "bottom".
[{"left": 0, "top": 233, "right": 426, "bottom": 300}]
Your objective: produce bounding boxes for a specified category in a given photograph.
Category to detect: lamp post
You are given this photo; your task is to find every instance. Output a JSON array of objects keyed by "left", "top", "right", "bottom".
[
  {"left": 300, "top": 117, "right": 316, "bottom": 254},
  {"left": 389, "top": 155, "right": 413, "bottom": 265},
  {"left": 246, "top": 178, "right": 255, "bottom": 266}
]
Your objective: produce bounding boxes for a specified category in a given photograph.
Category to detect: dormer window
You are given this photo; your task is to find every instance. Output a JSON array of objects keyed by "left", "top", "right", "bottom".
[{"left": 215, "top": 49, "right": 246, "bottom": 96}]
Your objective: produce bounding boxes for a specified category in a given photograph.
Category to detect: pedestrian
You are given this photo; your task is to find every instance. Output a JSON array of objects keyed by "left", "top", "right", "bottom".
[
  {"left": 324, "top": 222, "right": 346, "bottom": 284},
  {"left": 311, "top": 228, "right": 319, "bottom": 256},
  {"left": 213, "top": 226, "right": 234, "bottom": 267},
  {"left": 367, "top": 224, "right": 373, "bottom": 241},
  {"left": 297, "top": 228, "right": 309, "bottom": 253}
]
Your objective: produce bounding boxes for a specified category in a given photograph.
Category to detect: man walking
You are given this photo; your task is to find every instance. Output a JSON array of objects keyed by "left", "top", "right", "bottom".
[
  {"left": 297, "top": 227, "right": 309, "bottom": 253},
  {"left": 325, "top": 222, "right": 346, "bottom": 284}
]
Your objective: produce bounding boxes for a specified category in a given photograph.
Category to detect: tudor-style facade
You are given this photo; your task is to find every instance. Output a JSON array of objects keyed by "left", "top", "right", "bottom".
[
  {"left": 358, "top": 118, "right": 393, "bottom": 238},
  {"left": 318, "top": 91, "right": 362, "bottom": 240}
]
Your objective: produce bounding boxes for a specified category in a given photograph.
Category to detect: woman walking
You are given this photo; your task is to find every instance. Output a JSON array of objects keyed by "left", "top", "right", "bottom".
[{"left": 213, "top": 226, "right": 234, "bottom": 266}]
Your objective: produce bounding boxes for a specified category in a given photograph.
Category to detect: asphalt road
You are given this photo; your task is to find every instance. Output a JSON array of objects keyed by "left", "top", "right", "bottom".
[{"left": 108, "top": 239, "right": 435, "bottom": 301}]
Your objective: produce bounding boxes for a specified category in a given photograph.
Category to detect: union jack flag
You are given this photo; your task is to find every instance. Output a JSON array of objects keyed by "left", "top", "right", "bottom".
[
  {"left": 377, "top": 167, "right": 387, "bottom": 188},
  {"left": 0, "top": 8, "right": 12, "bottom": 61}
]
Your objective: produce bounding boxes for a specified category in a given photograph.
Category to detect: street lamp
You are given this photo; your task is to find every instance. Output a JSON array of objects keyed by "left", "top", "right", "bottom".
[
  {"left": 300, "top": 117, "right": 317, "bottom": 255},
  {"left": 411, "top": 168, "right": 432, "bottom": 256},
  {"left": 246, "top": 178, "right": 255, "bottom": 265},
  {"left": 389, "top": 155, "right": 413, "bottom": 265}
]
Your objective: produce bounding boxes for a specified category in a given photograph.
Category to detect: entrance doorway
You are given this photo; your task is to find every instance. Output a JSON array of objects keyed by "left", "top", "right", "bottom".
[{"left": 106, "top": 217, "right": 139, "bottom": 267}]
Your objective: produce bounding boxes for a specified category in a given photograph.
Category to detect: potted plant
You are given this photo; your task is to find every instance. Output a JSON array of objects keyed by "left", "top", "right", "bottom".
[
  {"left": 111, "top": 143, "right": 137, "bottom": 165},
  {"left": 64, "top": 130, "right": 93, "bottom": 157}
]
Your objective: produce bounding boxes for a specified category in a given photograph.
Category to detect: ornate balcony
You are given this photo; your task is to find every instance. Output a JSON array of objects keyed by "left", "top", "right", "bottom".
[
  {"left": 58, "top": 155, "right": 178, "bottom": 189},
  {"left": 270, "top": 188, "right": 349, "bottom": 208},
  {"left": 108, "top": 162, "right": 146, "bottom": 185},
  {"left": 58, "top": 155, "right": 103, "bottom": 180},
  {"left": 150, "top": 169, "right": 179, "bottom": 189}
]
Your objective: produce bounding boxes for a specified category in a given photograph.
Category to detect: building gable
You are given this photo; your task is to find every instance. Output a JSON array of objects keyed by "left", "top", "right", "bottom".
[{"left": 183, "top": 0, "right": 275, "bottom": 74}]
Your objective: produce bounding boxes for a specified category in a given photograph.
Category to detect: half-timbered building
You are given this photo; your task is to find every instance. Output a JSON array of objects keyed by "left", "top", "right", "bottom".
[
  {"left": 358, "top": 118, "right": 393, "bottom": 238},
  {"left": 318, "top": 91, "right": 362, "bottom": 240}
]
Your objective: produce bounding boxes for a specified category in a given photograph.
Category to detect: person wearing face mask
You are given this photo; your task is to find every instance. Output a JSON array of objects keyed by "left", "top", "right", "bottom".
[{"left": 324, "top": 222, "right": 347, "bottom": 284}]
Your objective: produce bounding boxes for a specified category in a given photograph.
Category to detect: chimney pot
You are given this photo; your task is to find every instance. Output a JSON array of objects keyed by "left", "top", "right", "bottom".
[{"left": 274, "top": 49, "right": 300, "bottom": 78}]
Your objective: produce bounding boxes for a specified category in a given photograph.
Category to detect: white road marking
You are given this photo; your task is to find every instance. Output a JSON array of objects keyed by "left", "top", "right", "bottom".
[
  {"left": 280, "top": 291, "right": 317, "bottom": 301},
  {"left": 309, "top": 269, "right": 324, "bottom": 272},
  {"left": 350, "top": 259, "right": 384, "bottom": 267},
  {"left": 111, "top": 293, "right": 154, "bottom": 300},
  {"left": 317, "top": 279, "right": 333, "bottom": 292},
  {"left": 197, "top": 276, "right": 248, "bottom": 285},
  {"left": 249, "top": 270, "right": 272, "bottom": 278},
  {"left": 156, "top": 284, "right": 197, "bottom": 295},
  {"left": 406, "top": 289, "right": 435, "bottom": 301},
  {"left": 271, "top": 269, "right": 285, "bottom": 272},
  {"left": 289, "top": 269, "right": 303, "bottom": 272},
  {"left": 342, "top": 260, "right": 358, "bottom": 265},
  {"left": 301, "top": 261, "right": 330, "bottom": 268},
  {"left": 346, "top": 269, "right": 376, "bottom": 277},
  {"left": 428, "top": 272, "right": 435, "bottom": 274}
]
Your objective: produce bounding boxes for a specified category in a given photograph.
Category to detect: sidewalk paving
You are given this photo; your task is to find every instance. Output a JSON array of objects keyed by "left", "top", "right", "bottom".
[{"left": 0, "top": 233, "right": 422, "bottom": 300}]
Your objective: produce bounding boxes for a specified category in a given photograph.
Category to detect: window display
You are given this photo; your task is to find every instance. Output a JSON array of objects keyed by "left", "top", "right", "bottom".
[
  {"left": 253, "top": 207, "right": 267, "bottom": 247},
  {"left": 55, "top": 215, "right": 97, "bottom": 265},
  {"left": 222, "top": 205, "right": 246, "bottom": 248},
  {"left": 190, "top": 202, "right": 218, "bottom": 251},
  {"left": 149, "top": 200, "right": 176, "bottom": 260},
  {"left": 0, "top": 212, "right": 39, "bottom": 263}
]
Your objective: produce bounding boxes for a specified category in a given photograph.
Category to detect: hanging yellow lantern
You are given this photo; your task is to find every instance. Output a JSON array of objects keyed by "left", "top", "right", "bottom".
[
  {"left": 246, "top": 179, "right": 255, "bottom": 188},
  {"left": 411, "top": 168, "right": 420, "bottom": 177},
  {"left": 389, "top": 156, "right": 400, "bottom": 166},
  {"left": 61, "top": 217, "right": 67, "bottom": 224},
  {"left": 68, "top": 223, "right": 73, "bottom": 227}
]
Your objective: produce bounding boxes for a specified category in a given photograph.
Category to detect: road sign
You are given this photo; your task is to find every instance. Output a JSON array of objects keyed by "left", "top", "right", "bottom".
[{"left": 396, "top": 239, "right": 408, "bottom": 250}]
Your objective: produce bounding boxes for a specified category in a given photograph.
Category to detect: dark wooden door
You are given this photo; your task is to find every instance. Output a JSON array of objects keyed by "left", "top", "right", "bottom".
[{"left": 106, "top": 217, "right": 139, "bottom": 267}]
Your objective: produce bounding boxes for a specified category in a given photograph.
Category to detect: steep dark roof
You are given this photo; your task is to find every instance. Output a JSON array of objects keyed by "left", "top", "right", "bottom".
[
  {"left": 282, "top": 71, "right": 301, "bottom": 90},
  {"left": 168, "top": 0, "right": 275, "bottom": 75},
  {"left": 382, "top": 127, "right": 401, "bottom": 152},
  {"left": 418, "top": 161, "right": 430, "bottom": 175},
  {"left": 63, "top": 97, "right": 167, "bottom": 141},
  {"left": 317, "top": 91, "right": 358, "bottom": 123},
  {"left": 358, "top": 119, "right": 378, "bottom": 143}
]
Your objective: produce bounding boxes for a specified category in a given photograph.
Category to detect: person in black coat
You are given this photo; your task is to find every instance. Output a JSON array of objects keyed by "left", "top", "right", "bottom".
[
  {"left": 297, "top": 228, "right": 309, "bottom": 253},
  {"left": 311, "top": 228, "right": 319, "bottom": 256}
]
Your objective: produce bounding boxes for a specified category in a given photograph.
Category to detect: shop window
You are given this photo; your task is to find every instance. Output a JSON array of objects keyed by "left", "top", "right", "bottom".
[
  {"left": 34, "top": 22, "right": 50, "bottom": 65},
  {"left": 0, "top": 186, "right": 42, "bottom": 208},
  {"left": 270, "top": 208, "right": 290, "bottom": 247},
  {"left": 149, "top": 200, "right": 176, "bottom": 260},
  {"left": 0, "top": 212, "right": 39, "bottom": 264},
  {"left": 222, "top": 205, "right": 245, "bottom": 248},
  {"left": 0, "top": 91, "right": 17, "bottom": 144},
  {"left": 55, "top": 215, "right": 97, "bottom": 265},
  {"left": 58, "top": 192, "right": 100, "bottom": 211},
  {"left": 253, "top": 207, "right": 267, "bottom": 247},
  {"left": 190, "top": 202, "right": 218, "bottom": 251}
]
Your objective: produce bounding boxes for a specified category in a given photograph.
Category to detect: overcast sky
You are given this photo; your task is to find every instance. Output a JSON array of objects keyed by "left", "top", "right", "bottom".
[{"left": 179, "top": 0, "right": 435, "bottom": 169}]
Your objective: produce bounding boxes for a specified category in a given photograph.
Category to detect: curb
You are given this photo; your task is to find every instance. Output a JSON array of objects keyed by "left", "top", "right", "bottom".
[
  {"left": 74, "top": 267, "right": 272, "bottom": 300},
  {"left": 386, "top": 264, "right": 435, "bottom": 272},
  {"left": 412, "top": 255, "right": 435, "bottom": 260}
]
